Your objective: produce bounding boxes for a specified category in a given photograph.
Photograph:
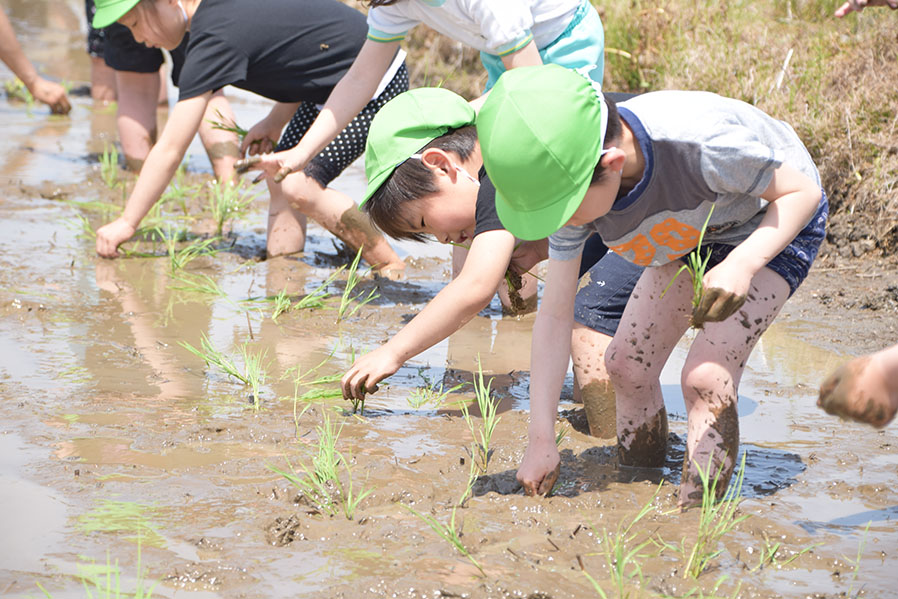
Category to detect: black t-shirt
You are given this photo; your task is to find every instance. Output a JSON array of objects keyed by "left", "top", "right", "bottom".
[
  {"left": 177, "top": 0, "right": 367, "bottom": 104},
  {"left": 474, "top": 166, "right": 504, "bottom": 237}
]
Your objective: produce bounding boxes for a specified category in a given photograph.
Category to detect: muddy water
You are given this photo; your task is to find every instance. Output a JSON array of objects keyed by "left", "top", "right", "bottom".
[{"left": 1, "top": 3, "right": 897, "bottom": 598}]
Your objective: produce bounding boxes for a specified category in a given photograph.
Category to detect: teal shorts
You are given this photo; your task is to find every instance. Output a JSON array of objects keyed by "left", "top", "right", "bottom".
[{"left": 480, "top": 0, "right": 605, "bottom": 91}]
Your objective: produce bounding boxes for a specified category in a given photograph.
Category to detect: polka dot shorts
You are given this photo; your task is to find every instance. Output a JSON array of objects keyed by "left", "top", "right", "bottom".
[{"left": 276, "top": 63, "right": 410, "bottom": 187}]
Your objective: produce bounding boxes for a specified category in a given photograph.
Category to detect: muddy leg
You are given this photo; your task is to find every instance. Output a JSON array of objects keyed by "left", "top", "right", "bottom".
[
  {"left": 678, "top": 267, "right": 789, "bottom": 507},
  {"left": 606, "top": 263, "right": 693, "bottom": 467},
  {"left": 818, "top": 342, "right": 898, "bottom": 428},
  {"left": 571, "top": 323, "right": 616, "bottom": 438}
]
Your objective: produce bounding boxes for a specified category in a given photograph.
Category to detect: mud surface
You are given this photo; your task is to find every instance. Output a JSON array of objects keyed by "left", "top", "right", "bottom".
[{"left": 1, "top": 3, "right": 898, "bottom": 598}]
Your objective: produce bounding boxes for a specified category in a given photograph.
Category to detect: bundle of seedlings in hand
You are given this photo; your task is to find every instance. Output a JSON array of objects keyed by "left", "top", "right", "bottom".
[
  {"left": 580, "top": 483, "right": 662, "bottom": 598},
  {"left": 4, "top": 77, "right": 34, "bottom": 107},
  {"left": 336, "top": 246, "right": 379, "bottom": 322},
  {"left": 269, "top": 410, "right": 372, "bottom": 520},
  {"left": 180, "top": 333, "right": 269, "bottom": 408},
  {"left": 206, "top": 108, "right": 248, "bottom": 142},
  {"left": 661, "top": 205, "right": 715, "bottom": 329},
  {"left": 207, "top": 179, "right": 259, "bottom": 237},
  {"left": 677, "top": 451, "right": 748, "bottom": 579},
  {"left": 459, "top": 359, "right": 500, "bottom": 474},
  {"left": 402, "top": 457, "right": 484, "bottom": 576}
]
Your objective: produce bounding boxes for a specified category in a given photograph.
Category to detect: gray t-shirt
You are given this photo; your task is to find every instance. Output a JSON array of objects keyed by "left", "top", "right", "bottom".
[{"left": 548, "top": 91, "right": 821, "bottom": 265}]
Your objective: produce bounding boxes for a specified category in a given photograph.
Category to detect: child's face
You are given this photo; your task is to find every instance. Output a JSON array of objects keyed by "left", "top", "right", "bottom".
[
  {"left": 119, "top": 0, "right": 186, "bottom": 51},
  {"left": 565, "top": 150, "right": 624, "bottom": 227},
  {"left": 398, "top": 180, "right": 479, "bottom": 245}
]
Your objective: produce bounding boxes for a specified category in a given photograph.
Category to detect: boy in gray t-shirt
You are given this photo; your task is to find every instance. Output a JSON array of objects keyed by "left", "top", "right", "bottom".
[{"left": 476, "top": 65, "right": 828, "bottom": 506}]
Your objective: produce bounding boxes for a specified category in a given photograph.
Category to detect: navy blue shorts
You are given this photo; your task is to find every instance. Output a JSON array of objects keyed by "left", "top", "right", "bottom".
[
  {"left": 702, "top": 193, "right": 828, "bottom": 297},
  {"left": 574, "top": 235, "right": 644, "bottom": 337},
  {"left": 275, "top": 64, "right": 409, "bottom": 187}
]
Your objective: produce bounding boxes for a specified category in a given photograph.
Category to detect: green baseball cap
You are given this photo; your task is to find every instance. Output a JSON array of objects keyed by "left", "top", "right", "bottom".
[
  {"left": 476, "top": 64, "right": 608, "bottom": 241},
  {"left": 361, "top": 87, "right": 476, "bottom": 207},
  {"left": 92, "top": 0, "right": 140, "bottom": 28}
]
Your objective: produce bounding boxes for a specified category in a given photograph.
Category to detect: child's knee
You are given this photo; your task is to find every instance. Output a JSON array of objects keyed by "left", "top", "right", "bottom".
[
  {"left": 681, "top": 360, "right": 735, "bottom": 405},
  {"left": 605, "top": 336, "right": 643, "bottom": 389}
]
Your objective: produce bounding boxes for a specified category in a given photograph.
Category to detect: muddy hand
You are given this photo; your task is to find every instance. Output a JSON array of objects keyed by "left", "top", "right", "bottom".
[
  {"left": 818, "top": 357, "right": 894, "bottom": 428},
  {"left": 692, "top": 286, "right": 746, "bottom": 327}
]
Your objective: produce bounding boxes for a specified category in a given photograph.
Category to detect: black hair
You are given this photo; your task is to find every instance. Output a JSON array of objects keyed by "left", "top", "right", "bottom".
[
  {"left": 367, "top": 1, "right": 402, "bottom": 6},
  {"left": 364, "top": 125, "right": 478, "bottom": 242},
  {"left": 590, "top": 95, "right": 623, "bottom": 185}
]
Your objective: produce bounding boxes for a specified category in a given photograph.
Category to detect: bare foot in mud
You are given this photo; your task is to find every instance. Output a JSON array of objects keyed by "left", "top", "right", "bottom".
[{"left": 818, "top": 345, "right": 898, "bottom": 428}]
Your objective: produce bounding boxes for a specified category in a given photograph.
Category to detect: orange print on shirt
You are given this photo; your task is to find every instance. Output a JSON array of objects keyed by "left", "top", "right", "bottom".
[{"left": 609, "top": 218, "right": 702, "bottom": 266}]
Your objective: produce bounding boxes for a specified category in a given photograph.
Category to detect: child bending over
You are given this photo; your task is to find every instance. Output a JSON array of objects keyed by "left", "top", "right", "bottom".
[
  {"left": 477, "top": 65, "right": 828, "bottom": 506},
  {"left": 341, "top": 87, "right": 642, "bottom": 412}
]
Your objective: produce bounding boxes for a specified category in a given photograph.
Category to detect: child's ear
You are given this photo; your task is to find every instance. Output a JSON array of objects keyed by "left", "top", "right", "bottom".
[
  {"left": 600, "top": 147, "right": 626, "bottom": 174},
  {"left": 418, "top": 148, "right": 453, "bottom": 174}
]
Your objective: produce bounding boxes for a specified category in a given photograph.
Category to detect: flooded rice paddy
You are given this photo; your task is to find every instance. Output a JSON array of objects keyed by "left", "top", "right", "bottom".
[{"left": 1, "top": 2, "right": 896, "bottom": 598}]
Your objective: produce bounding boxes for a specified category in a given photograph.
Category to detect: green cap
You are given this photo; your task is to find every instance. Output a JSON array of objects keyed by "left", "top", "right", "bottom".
[
  {"left": 361, "top": 87, "right": 476, "bottom": 207},
  {"left": 92, "top": 0, "right": 140, "bottom": 28},
  {"left": 476, "top": 64, "right": 608, "bottom": 241}
]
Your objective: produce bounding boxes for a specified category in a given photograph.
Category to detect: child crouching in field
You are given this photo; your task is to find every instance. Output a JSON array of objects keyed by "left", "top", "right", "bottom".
[
  {"left": 341, "top": 86, "right": 643, "bottom": 403},
  {"left": 477, "top": 65, "right": 828, "bottom": 505}
]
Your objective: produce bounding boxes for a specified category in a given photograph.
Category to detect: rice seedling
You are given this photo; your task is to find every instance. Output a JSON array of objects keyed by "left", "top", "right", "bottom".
[
  {"left": 271, "top": 286, "right": 292, "bottom": 321},
  {"left": 749, "top": 533, "right": 820, "bottom": 572},
  {"left": 846, "top": 521, "right": 871, "bottom": 598},
  {"left": 207, "top": 179, "right": 259, "bottom": 237},
  {"left": 678, "top": 452, "right": 749, "bottom": 579},
  {"left": 407, "top": 371, "right": 465, "bottom": 409},
  {"left": 661, "top": 205, "right": 715, "bottom": 326},
  {"left": 4, "top": 77, "right": 34, "bottom": 107},
  {"left": 458, "top": 359, "right": 500, "bottom": 474},
  {"left": 180, "top": 334, "right": 269, "bottom": 408},
  {"left": 402, "top": 458, "right": 484, "bottom": 576},
  {"left": 36, "top": 538, "right": 157, "bottom": 599},
  {"left": 336, "top": 247, "right": 379, "bottom": 322},
  {"left": 207, "top": 108, "right": 249, "bottom": 141},
  {"left": 99, "top": 143, "right": 120, "bottom": 189},
  {"left": 580, "top": 484, "right": 662, "bottom": 599},
  {"left": 269, "top": 410, "right": 372, "bottom": 520},
  {"left": 77, "top": 500, "right": 164, "bottom": 549},
  {"left": 657, "top": 575, "right": 742, "bottom": 599},
  {"left": 555, "top": 423, "right": 569, "bottom": 447},
  {"left": 159, "top": 161, "right": 197, "bottom": 215}
]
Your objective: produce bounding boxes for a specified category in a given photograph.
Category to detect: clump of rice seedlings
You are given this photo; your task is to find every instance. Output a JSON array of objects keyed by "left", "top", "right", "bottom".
[
  {"left": 580, "top": 484, "right": 661, "bottom": 598},
  {"left": 159, "top": 162, "right": 197, "bottom": 216},
  {"left": 407, "top": 371, "right": 465, "bottom": 409},
  {"left": 260, "top": 267, "right": 345, "bottom": 321},
  {"left": 180, "top": 334, "right": 269, "bottom": 408},
  {"left": 678, "top": 452, "right": 749, "bottom": 579},
  {"left": 459, "top": 359, "right": 500, "bottom": 474},
  {"left": 69, "top": 213, "right": 98, "bottom": 240},
  {"left": 336, "top": 247, "right": 379, "bottom": 322},
  {"left": 156, "top": 227, "right": 219, "bottom": 272},
  {"left": 403, "top": 458, "right": 484, "bottom": 576},
  {"left": 76, "top": 500, "right": 165, "bottom": 549},
  {"left": 99, "top": 143, "right": 120, "bottom": 189},
  {"left": 270, "top": 410, "right": 372, "bottom": 520},
  {"left": 271, "top": 287, "right": 292, "bottom": 321},
  {"left": 555, "top": 424, "right": 569, "bottom": 447},
  {"left": 207, "top": 108, "right": 248, "bottom": 141},
  {"left": 168, "top": 271, "right": 227, "bottom": 298},
  {"left": 207, "top": 179, "right": 259, "bottom": 237},
  {"left": 661, "top": 206, "right": 715, "bottom": 328}
]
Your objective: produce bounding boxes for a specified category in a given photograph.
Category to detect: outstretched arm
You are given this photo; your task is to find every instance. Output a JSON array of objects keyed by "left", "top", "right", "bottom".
[
  {"left": 516, "top": 255, "right": 581, "bottom": 496},
  {"left": 469, "top": 40, "right": 542, "bottom": 112},
  {"left": 96, "top": 92, "right": 212, "bottom": 257},
  {"left": 237, "top": 40, "right": 400, "bottom": 182},
  {"left": 342, "top": 229, "right": 518, "bottom": 400},
  {"left": 0, "top": 11, "right": 70, "bottom": 114}
]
